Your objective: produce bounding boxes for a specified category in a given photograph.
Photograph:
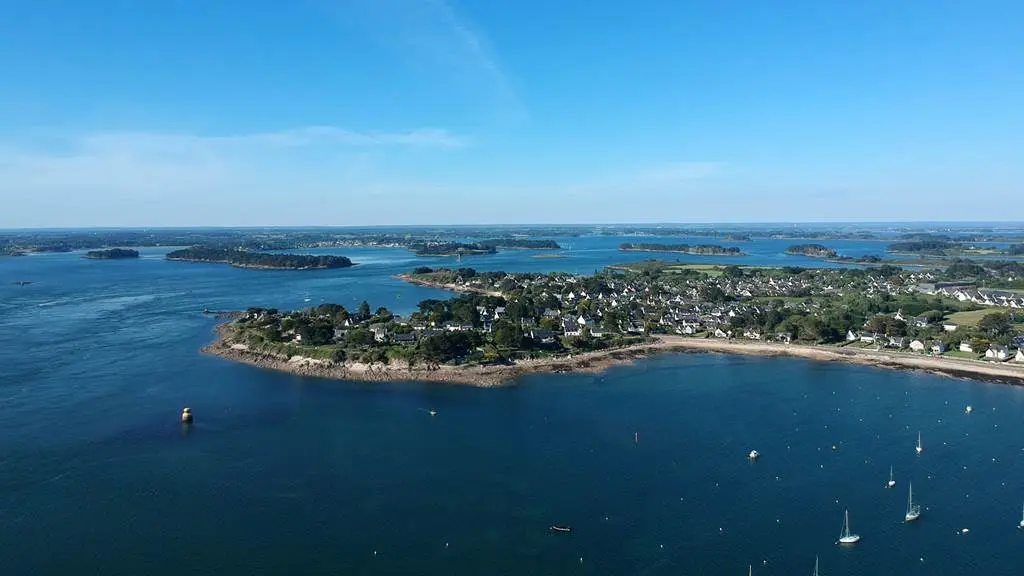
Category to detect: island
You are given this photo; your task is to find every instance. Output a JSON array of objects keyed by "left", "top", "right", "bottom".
[
  {"left": 477, "top": 238, "right": 561, "bottom": 250},
  {"left": 785, "top": 244, "right": 838, "bottom": 258},
  {"left": 84, "top": 248, "right": 140, "bottom": 260},
  {"left": 721, "top": 234, "right": 752, "bottom": 242},
  {"left": 619, "top": 243, "right": 745, "bottom": 256},
  {"left": 166, "top": 247, "right": 353, "bottom": 270},
  {"left": 408, "top": 242, "right": 497, "bottom": 257},
  {"left": 207, "top": 259, "right": 1024, "bottom": 386}
]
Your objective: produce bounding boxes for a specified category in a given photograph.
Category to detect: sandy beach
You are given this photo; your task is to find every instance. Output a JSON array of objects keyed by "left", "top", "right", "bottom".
[{"left": 203, "top": 325, "right": 1024, "bottom": 387}]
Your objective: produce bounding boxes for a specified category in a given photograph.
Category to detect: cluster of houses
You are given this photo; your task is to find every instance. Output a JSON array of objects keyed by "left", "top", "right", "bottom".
[
  {"left": 917, "top": 282, "right": 1024, "bottom": 308},
  {"left": 845, "top": 319, "right": 1024, "bottom": 363},
  {"left": 260, "top": 266, "right": 1023, "bottom": 364}
]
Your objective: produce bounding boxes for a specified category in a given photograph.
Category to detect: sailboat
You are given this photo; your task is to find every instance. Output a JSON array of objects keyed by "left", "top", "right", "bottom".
[
  {"left": 905, "top": 482, "right": 921, "bottom": 522},
  {"left": 1018, "top": 503, "right": 1023, "bottom": 529},
  {"left": 812, "top": 556, "right": 820, "bottom": 576},
  {"left": 837, "top": 509, "right": 860, "bottom": 544},
  {"left": 915, "top": 431, "right": 923, "bottom": 454},
  {"left": 886, "top": 466, "right": 896, "bottom": 488}
]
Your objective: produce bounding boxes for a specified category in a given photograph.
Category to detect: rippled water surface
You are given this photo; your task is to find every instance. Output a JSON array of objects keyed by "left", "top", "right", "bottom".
[{"left": 2, "top": 240, "right": 1024, "bottom": 575}]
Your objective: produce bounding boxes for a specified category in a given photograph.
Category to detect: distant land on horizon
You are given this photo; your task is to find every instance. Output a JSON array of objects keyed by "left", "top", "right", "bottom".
[{"left": 3, "top": 220, "right": 1024, "bottom": 233}]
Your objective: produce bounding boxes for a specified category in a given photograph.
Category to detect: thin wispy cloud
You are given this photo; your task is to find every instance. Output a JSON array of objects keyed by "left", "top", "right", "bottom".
[
  {"left": 0, "top": 125, "right": 468, "bottom": 226},
  {"left": 337, "top": 0, "right": 526, "bottom": 121}
]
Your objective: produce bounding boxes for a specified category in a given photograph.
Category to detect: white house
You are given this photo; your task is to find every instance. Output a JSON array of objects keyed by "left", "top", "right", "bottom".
[
  {"left": 931, "top": 341, "right": 947, "bottom": 354},
  {"left": 859, "top": 332, "right": 876, "bottom": 343},
  {"left": 714, "top": 328, "right": 730, "bottom": 339},
  {"left": 909, "top": 340, "right": 926, "bottom": 352},
  {"left": 959, "top": 341, "right": 974, "bottom": 353},
  {"left": 942, "top": 323, "right": 959, "bottom": 332},
  {"left": 1016, "top": 349, "right": 1024, "bottom": 363},
  {"left": 985, "top": 345, "right": 1012, "bottom": 361},
  {"left": 888, "top": 336, "right": 907, "bottom": 349},
  {"left": 846, "top": 329, "right": 858, "bottom": 342}
]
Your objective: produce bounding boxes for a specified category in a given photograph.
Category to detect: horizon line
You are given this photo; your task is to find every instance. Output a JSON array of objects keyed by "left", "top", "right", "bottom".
[{"left": 3, "top": 220, "right": 1024, "bottom": 232}]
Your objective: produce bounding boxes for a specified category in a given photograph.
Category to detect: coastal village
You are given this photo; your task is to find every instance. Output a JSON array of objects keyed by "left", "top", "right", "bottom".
[{"left": 227, "top": 262, "right": 1024, "bottom": 374}]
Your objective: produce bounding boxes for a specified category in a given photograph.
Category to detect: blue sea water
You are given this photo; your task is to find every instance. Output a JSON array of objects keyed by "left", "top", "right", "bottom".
[{"left": 2, "top": 239, "right": 1024, "bottom": 575}]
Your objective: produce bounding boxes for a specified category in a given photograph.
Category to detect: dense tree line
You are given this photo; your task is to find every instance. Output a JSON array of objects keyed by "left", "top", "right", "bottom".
[
  {"left": 84, "top": 248, "right": 139, "bottom": 259},
  {"left": 888, "top": 240, "right": 956, "bottom": 253},
  {"left": 620, "top": 243, "right": 744, "bottom": 255},
  {"left": 784, "top": 244, "right": 838, "bottom": 258},
  {"left": 477, "top": 238, "right": 561, "bottom": 249},
  {"left": 166, "top": 247, "right": 353, "bottom": 269}
]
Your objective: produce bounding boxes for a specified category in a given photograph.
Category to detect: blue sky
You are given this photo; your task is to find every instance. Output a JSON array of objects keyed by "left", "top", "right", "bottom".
[{"left": 1, "top": 0, "right": 1022, "bottom": 227}]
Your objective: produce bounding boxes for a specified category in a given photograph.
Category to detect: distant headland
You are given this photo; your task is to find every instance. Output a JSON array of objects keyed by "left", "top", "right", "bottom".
[
  {"left": 620, "top": 243, "right": 746, "bottom": 256},
  {"left": 166, "top": 247, "right": 353, "bottom": 270}
]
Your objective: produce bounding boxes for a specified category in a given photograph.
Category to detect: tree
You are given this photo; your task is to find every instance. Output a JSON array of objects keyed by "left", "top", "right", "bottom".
[
  {"left": 330, "top": 348, "right": 347, "bottom": 363},
  {"left": 885, "top": 318, "right": 907, "bottom": 337},
  {"left": 978, "top": 312, "right": 1013, "bottom": 337},
  {"left": 722, "top": 265, "right": 745, "bottom": 278},
  {"left": 346, "top": 328, "right": 374, "bottom": 347},
  {"left": 493, "top": 322, "right": 524, "bottom": 349},
  {"left": 699, "top": 285, "right": 729, "bottom": 304},
  {"left": 357, "top": 301, "right": 371, "bottom": 320},
  {"left": 866, "top": 315, "right": 888, "bottom": 334}
]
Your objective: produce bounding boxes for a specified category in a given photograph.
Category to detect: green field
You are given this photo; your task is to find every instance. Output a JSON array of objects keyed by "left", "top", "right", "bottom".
[
  {"left": 943, "top": 350, "right": 982, "bottom": 360},
  {"left": 945, "top": 308, "right": 1012, "bottom": 327}
]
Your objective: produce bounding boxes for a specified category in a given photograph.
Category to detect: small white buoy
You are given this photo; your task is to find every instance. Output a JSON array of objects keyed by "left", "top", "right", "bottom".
[
  {"left": 961, "top": 528, "right": 969, "bottom": 534},
  {"left": 429, "top": 409, "right": 437, "bottom": 416},
  {"left": 966, "top": 406, "right": 973, "bottom": 413}
]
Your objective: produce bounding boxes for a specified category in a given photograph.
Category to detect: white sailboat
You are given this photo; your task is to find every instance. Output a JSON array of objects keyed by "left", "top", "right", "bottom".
[
  {"left": 905, "top": 482, "right": 921, "bottom": 522},
  {"left": 837, "top": 509, "right": 860, "bottom": 544},
  {"left": 886, "top": 466, "right": 896, "bottom": 488},
  {"left": 915, "top": 431, "right": 923, "bottom": 454},
  {"left": 1018, "top": 503, "right": 1023, "bottom": 529}
]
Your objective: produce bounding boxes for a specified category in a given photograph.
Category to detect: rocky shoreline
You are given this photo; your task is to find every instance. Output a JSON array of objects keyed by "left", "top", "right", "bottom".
[{"left": 203, "top": 324, "right": 1024, "bottom": 387}]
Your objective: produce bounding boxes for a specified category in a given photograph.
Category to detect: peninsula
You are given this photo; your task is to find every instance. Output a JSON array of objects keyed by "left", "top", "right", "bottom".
[
  {"left": 84, "top": 248, "right": 140, "bottom": 260},
  {"left": 477, "top": 238, "right": 561, "bottom": 250},
  {"left": 166, "top": 247, "right": 353, "bottom": 270},
  {"left": 409, "top": 242, "right": 497, "bottom": 257},
  {"left": 207, "top": 260, "right": 1024, "bottom": 386},
  {"left": 619, "top": 243, "right": 745, "bottom": 256}
]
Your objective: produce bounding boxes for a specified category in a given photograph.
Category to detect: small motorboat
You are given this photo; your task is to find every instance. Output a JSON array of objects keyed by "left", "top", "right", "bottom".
[
  {"left": 550, "top": 525, "right": 572, "bottom": 533},
  {"left": 748, "top": 450, "right": 760, "bottom": 460},
  {"left": 181, "top": 407, "right": 193, "bottom": 424}
]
